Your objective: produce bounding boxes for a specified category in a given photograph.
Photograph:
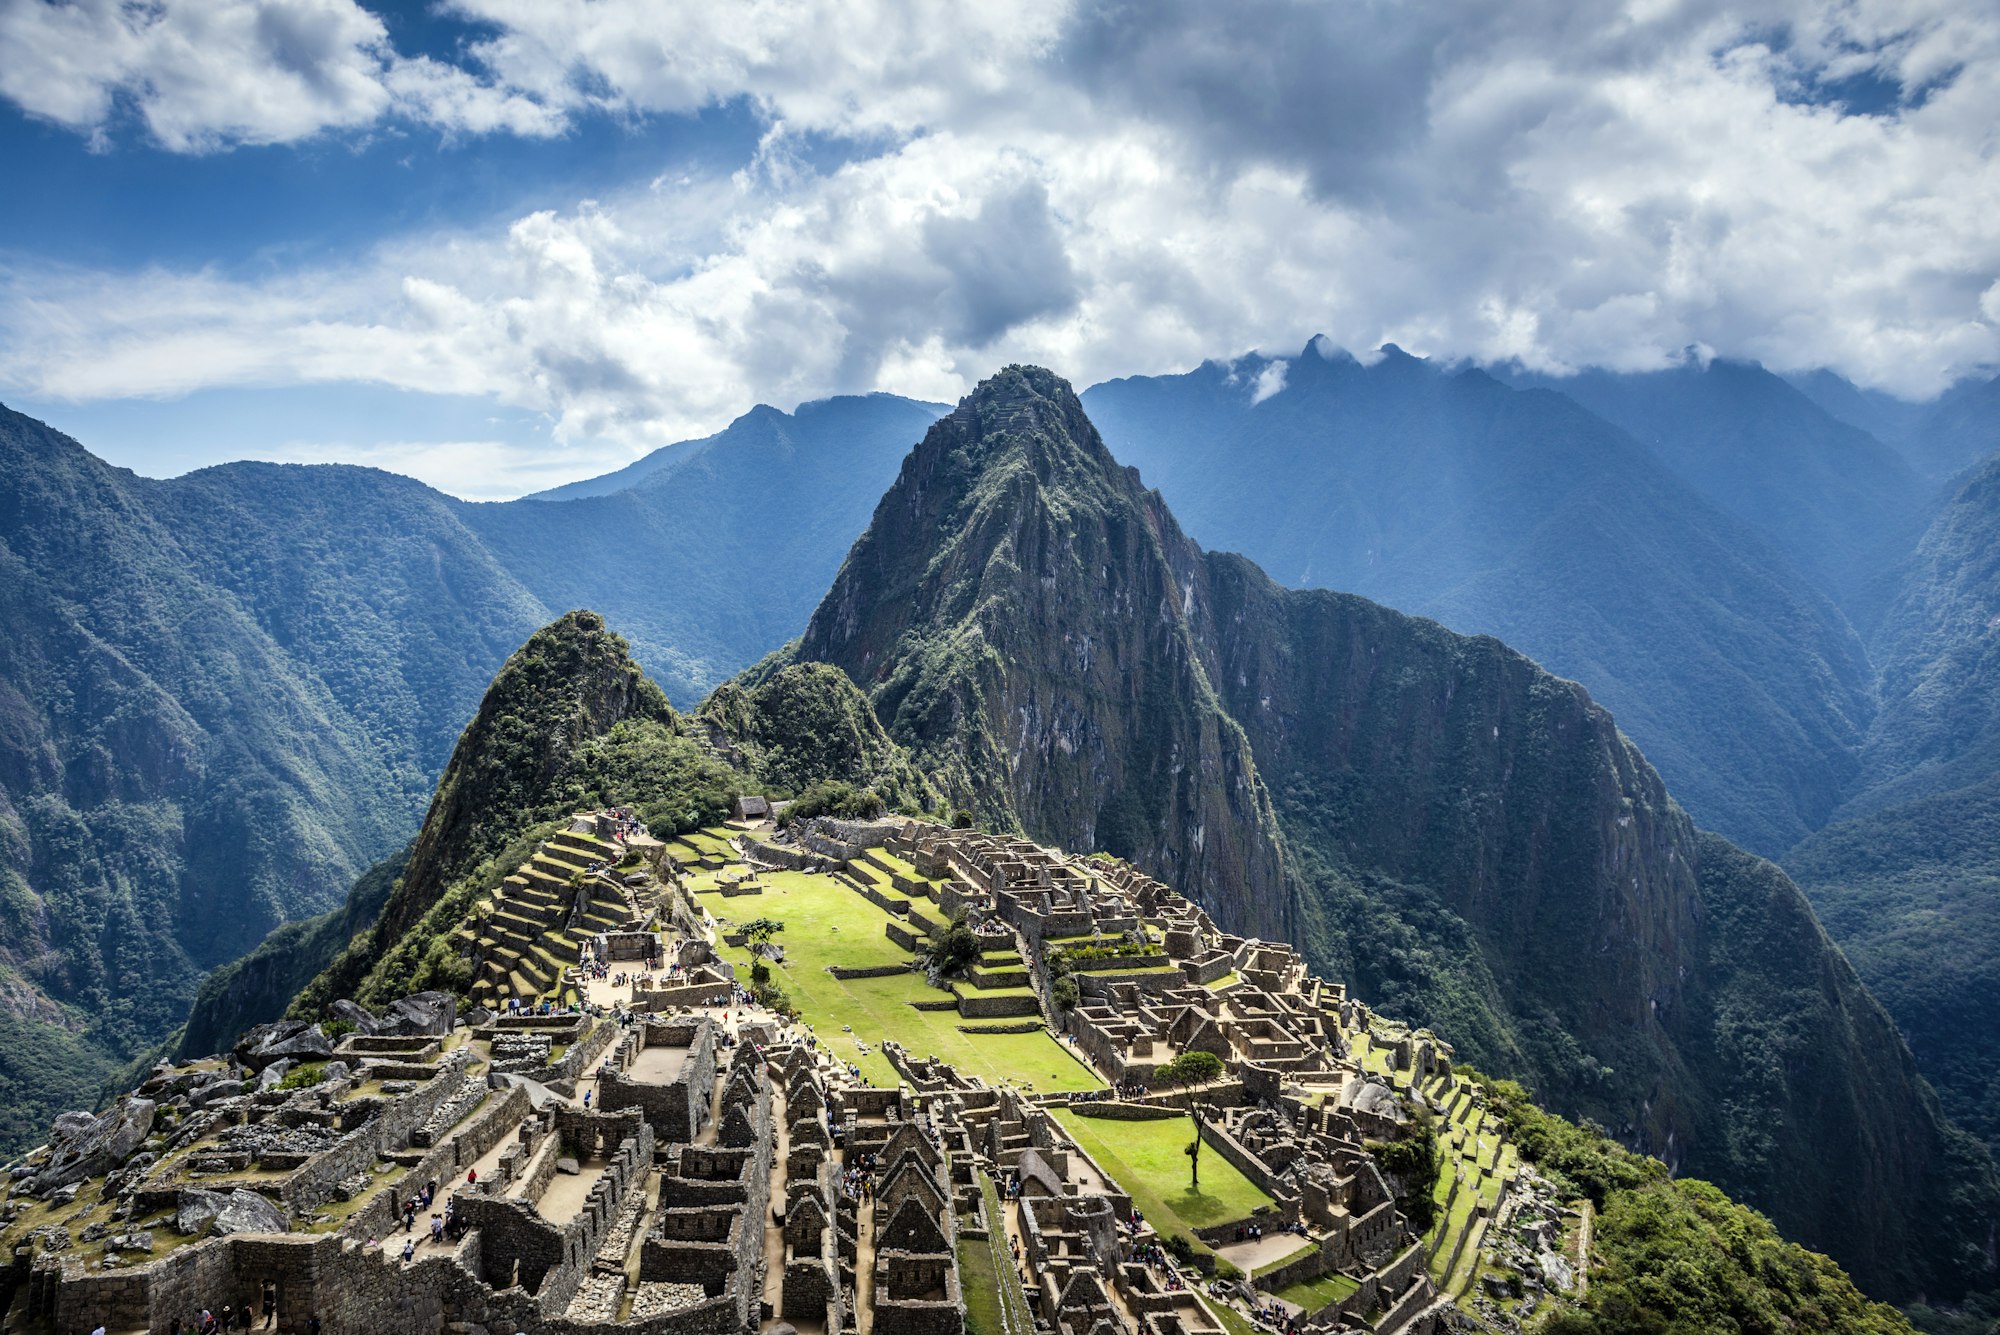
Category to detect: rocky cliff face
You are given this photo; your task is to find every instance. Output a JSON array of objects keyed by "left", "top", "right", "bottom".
[
  {"left": 781, "top": 366, "right": 1998, "bottom": 1302},
  {"left": 791, "top": 366, "right": 1294, "bottom": 941}
]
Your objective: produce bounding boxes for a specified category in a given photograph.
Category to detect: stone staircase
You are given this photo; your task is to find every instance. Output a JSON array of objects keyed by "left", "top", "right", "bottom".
[{"left": 466, "top": 827, "right": 621, "bottom": 1005}]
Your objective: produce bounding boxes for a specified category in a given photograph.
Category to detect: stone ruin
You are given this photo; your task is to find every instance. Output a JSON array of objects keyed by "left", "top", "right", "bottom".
[{"left": 0, "top": 807, "right": 1521, "bottom": 1335}]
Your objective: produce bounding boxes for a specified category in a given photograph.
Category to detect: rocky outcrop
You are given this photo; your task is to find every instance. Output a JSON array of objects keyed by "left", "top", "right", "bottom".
[
  {"left": 234, "top": 1020, "right": 333, "bottom": 1071},
  {"left": 175, "top": 1187, "right": 288, "bottom": 1237},
  {"left": 380, "top": 991, "right": 455, "bottom": 1037},
  {"left": 33, "top": 1099, "right": 155, "bottom": 1197}
]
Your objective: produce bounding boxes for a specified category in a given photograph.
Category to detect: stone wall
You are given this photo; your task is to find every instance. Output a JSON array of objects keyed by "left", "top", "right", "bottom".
[
  {"left": 953, "top": 991, "right": 1042, "bottom": 1020},
  {"left": 599, "top": 1021, "right": 717, "bottom": 1144},
  {"left": 278, "top": 1048, "right": 477, "bottom": 1216},
  {"left": 1065, "top": 1102, "right": 1178, "bottom": 1122},
  {"left": 828, "top": 964, "right": 916, "bottom": 981}
]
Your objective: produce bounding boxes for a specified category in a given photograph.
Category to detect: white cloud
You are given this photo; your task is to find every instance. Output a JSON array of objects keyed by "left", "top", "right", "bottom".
[
  {"left": 2, "top": 0, "right": 1998, "bottom": 495},
  {"left": 0, "top": 0, "right": 558, "bottom": 148}
]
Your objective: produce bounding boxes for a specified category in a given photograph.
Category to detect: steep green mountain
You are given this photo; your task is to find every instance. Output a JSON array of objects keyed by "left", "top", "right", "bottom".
[
  {"left": 203, "top": 609, "right": 678, "bottom": 1030},
  {"left": 1788, "top": 454, "right": 2000, "bottom": 1157},
  {"left": 1504, "top": 357, "right": 1925, "bottom": 623},
  {"left": 778, "top": 365, "right": 1998, "bottom": 1302},
  {"left": 788, "top": 370, "right": 1295, "bottom": 938},
  {"left": 1081, "top": 345, "right": 1873, "bottom": 855}
]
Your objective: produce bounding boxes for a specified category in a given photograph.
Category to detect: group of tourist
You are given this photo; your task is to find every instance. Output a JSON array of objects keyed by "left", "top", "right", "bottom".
[
  {"left": 154, "top": 1291, "right": 297, "bottom": 1335},
  {"left": 837, "top": 1150, "right": 880, "bottom": 1203}
]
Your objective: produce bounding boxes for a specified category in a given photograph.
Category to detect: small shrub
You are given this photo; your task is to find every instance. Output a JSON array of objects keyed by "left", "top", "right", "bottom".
[{"left": 278, "top": 1063, "right": 327, "bottom": 1091}]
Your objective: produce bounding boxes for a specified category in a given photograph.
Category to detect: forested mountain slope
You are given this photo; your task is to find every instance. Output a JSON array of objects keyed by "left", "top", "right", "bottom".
[
  {"left": 0, "top": 410, "right": 434, "bottom": 1150},
  {"left": 779, "top": 365, "right": 1999, "bottom": 1303},
  {"left": 1081, "top": 345, "right": 1874, "bottom": 855}
]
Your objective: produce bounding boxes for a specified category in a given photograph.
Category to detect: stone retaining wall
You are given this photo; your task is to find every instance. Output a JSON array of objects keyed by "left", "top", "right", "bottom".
[
  {"left": 952, "top": 991, "right": 1042, "bottom": 1020},
  {"left": 1065, "top": 1102, "right": 1179, "bottom": 1121},
  {"left": 828, "top": 964, "right": 916, "bottom": 980}
]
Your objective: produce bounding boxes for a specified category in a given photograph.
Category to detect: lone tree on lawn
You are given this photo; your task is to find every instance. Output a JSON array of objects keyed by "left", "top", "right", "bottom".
[
  {"left": 1155, "top": 1049, "right": 1226, "bottom": 1189},
  {"left": 739, "top": 917, "right": 785, "bottom": 985}
]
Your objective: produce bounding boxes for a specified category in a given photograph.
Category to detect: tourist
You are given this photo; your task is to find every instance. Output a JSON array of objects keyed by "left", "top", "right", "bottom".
[{"left": 402, "top": 1238, "right": 416, "bottom": 1263}]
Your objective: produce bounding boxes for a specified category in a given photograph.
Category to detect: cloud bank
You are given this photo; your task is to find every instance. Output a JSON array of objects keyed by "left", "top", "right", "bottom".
[{"left": 1, "top": 0, "right": 1996, "bottom": 487}]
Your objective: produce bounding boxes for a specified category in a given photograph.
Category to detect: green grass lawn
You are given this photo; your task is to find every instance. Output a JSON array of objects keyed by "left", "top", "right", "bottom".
[
  {"left": 1053, "top": 1109, "right": 1272, "bottom": 1240},
  {"left": 712, "top": 869, "right": 1098, "bottom": 1092},
  {"left": 1273, "top": 1270, "right": 1358, "bottom": 1313},
  {"left": 959, "top": 1235, "right": 1005, "bottom": 1335}
]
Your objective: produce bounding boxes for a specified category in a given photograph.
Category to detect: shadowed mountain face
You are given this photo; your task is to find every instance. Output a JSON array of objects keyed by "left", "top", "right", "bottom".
[
  {"left": 780, "top": 365, "right": 1998, "bottom": 1303},
  {"left": 1788, "top": 454, "right": 2000, "bottom": 1156},
  {"left": 1081, "top": 346, "right": 1874, "bottom": 857},
  {"left": 1501, "top": 357, "right": 1926, "bottom": 626}
]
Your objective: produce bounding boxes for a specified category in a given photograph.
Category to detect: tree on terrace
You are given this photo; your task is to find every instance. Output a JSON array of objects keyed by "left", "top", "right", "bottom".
[{"left": 1155, "top": 1049, "right": 1226, "bottom": 1189}]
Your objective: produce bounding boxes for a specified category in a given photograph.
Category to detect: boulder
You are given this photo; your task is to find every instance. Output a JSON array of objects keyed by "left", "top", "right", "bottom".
[
  {"left": 381, "top": 991, "right": 455, "bottom": 1037},
  {"left": 105, "top": 1230, "right": 154, "bottom": 1254},
  {"left": 466, "top": 1006, "right": 495, "bottom": 1029},
  {"left": 1536, "top": 1248, "right": 1575, "bottom": 1294},
  {"left": 176, "top": 1188, "right": 287, "bottom": 1237},
  {"left": 51, "top": 1111, "right": 98, "bottom": 1143},
  {"left": 331, "top": 999, "right": 380, "bottom": 1034},
  {"left": 556, "top": 1158, "right": 581, "bottom": 1175},
  {"left": 236, "top": 1020, "right": 334, "bottom": 1072},
  {"left": 257, "top": 1059, "right": 294, "bottom": 1090},
  {"left": 188, "top": 1079, "right": 247, "bottom": 1109},
  {"left": 321, "top": 1060, "right": 351, "bottom": 1084},
  {"left": 34, "top": 1099, "right": 155, "bottom": 1197}
]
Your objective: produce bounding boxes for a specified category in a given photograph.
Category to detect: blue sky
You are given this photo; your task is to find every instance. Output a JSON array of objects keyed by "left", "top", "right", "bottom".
[{"left": 2, "top": 0, "right": 1996, "bottom": 498}]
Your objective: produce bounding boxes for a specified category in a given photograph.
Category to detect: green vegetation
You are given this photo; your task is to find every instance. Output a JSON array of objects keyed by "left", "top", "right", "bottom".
[
  {"left": 1368, "top": 1108, "right": 1440, "bottom": 1232},
  {"left": 920, "top": 915, "right": 984, "bottom": 981},
  {"left": 1272, "top": 1271, "right": 1358, "bottom": 1314},
  {"left": 777, "top": 779, "right": 887, "bottom": 826},
  {"left": 699, "top": 662, "right": 939, "bottom": 814},
  {"left": 273, "top": 1062, "right": 325, "bottom": 1090},
  {"left": 738, "top": 917, "right": 785, "bottom": 986},
  {"left": 1480, "top": 1077, "right": 1916, "bottom": 1335},
  {"left": 1053, "top": 1109, "right": 1271, "bottom": 1241}
]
